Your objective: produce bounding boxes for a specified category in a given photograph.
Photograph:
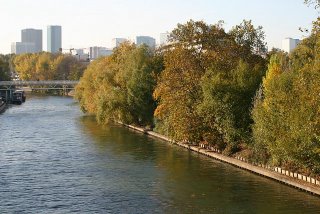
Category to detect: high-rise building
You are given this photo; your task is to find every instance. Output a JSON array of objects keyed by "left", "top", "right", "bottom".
[
  {"left": 47, "top": 25, "right": 62, "bottom": 53},
  {"left": 90, "top": 46, "right": 100, "bottom": 60},
  {"left": 282, "top": 38, "right": 300, "bottom": 53},
  {"left": 21, "top": 28, "right": 42, "bottom": 52},
  {"left": 160, "top": 33, "right": 170, "bottom": 45},
  {"left": 112, "top": 38, "right": 127, "bottom": 48},
  {"left": 11, "top": 42, "right": 35, "bottom": 54},
  {"left": 136, "top": 36, "right": 156, "bottom": 49},
  {"left": 89, "top": 46, "right": 113, "bottom": 60}
]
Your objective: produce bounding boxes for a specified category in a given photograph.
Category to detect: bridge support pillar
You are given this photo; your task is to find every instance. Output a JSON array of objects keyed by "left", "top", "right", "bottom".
[{"left": 63, "top": 85, "right": 67, "bottom": 96}]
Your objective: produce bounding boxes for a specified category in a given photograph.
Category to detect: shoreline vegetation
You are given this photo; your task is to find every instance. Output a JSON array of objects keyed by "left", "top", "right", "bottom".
[
  {"left": 75, "top": 18, "right": 320, "bottom": 182},
  {"left": 0, "top": 52, "right": 87, "bottom": 96},
  {"left": 4, "top": 1, "right": 319, "bottom": 196}
]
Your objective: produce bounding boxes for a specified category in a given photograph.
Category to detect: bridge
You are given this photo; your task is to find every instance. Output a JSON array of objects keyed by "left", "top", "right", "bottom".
[
  {"left": 0, "top": 80, "right": 80, "bottom": 103},
  {"left": 0, "top": 80, "right": 79, "bottom": 90}
]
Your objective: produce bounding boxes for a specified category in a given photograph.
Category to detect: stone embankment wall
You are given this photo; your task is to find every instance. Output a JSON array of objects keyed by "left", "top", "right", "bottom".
[{"left": 120, "top": 123, "right": 320, "bottom": 196}]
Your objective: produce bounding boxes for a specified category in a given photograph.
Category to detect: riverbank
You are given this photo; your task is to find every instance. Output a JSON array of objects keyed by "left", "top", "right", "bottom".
[{"left": 119, "top": 123, "right": 320, "bottom": 196}]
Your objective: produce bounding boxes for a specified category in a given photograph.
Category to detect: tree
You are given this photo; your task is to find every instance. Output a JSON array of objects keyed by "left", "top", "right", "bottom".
[
  {"left": 53, "top": 55, "right": 86, "bottom": 80},
  {"left": 0, "top": 55, "right": 11, "bottom": 81},
  {"left": 35, "top": 53, "right": 54, "bottom": 80},
  {"left": 252, "top": 19, "right": 320, "bottom": 173},
  {"left": 154, "top": 45, "right": 206, "bottom": 141},
  {"left": 76, "top": 42, "right": 161, "bottom": 127},
  {"left": 13, "top": 54, "right": 38, "bottom": 80},
  {"left": 154, "top": 19, "right": 267, "bottom": 150},
  {"left": 199, "top": 58, "right": 265, "bottom": 153},
  {"left": 13, "top": 52, "right": 87, "bottom": 81},
  {"left": 154, "top": 20, "right": 233, "bottom": 142},
  {"left": 229, "top": 20, "right": 267, "bottom": 56}
]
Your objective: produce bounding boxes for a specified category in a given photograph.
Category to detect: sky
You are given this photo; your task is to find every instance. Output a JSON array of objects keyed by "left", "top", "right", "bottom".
[{"left": 0, "top": 0, "right": 318, "bottom": 54}]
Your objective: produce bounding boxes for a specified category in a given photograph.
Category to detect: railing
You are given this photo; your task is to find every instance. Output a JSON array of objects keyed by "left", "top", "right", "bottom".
[
  {"left": 0, "top": 80, "right": 79, "bottom": 90},
  {"left": 0, "top": 80, "right": 79, "bottom": 86}
]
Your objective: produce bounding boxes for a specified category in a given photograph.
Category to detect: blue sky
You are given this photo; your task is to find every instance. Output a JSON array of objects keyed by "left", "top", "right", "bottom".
[{"left": 0, "top": 0, "right": 318, "bottom": 53}]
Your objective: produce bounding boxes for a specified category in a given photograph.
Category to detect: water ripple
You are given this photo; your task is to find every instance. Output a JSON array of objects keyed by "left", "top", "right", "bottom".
[{"left": 0, "top": 95, "right": 319, "bottom": 213}]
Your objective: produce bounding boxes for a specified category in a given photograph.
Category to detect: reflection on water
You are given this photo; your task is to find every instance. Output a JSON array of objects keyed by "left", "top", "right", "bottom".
[{"left": 0, "top": 95, "right": 319, "bottom": 213}]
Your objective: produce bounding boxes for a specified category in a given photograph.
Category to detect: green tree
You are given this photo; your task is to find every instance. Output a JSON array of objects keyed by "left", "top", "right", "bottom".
[
  {"left": 0, "top": 55, "right": 11, "bottom": 81},
  {"left": 199, "top": 58, "right": 265, "bottom": 153},
  {"left": 76, "top": 42, "right": 161, "bottom": 126},
  {"left": 252, "top": 19, "right": 320, "bottom": 173}
]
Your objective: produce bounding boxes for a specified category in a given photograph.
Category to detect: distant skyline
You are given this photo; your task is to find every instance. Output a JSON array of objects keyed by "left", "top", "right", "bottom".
[
  {"left": 47, "top": 25, "right": 62, "bottom": 53},
  {"left": 0, "top": 0, "right": 318, "bottom": 54}
]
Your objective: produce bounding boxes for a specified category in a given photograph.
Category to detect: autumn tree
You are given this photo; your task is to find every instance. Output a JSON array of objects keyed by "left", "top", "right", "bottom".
[
  {"left": 229, "top": 20, "right": 267, "bottom": 57},
  {"left": 154, "top": 20, "right": 231, "bottom": 142},
  {"left": 154, "top": 20, "right": 267, "bottom": 151},
  {"left": 76, "top": 42, "right": 161, "bottom": 126},
  {"left": 13, "top": 52, "right": 86, "bottom": 81},
  {"left": 252, "top": 19, "right": 320, "bottom": 173},
  {"left": 14, "top": 54, "right": 38, "bottom": 80},
  {"left": 53, "top": 55, "right": 86, "bottom": 80}
]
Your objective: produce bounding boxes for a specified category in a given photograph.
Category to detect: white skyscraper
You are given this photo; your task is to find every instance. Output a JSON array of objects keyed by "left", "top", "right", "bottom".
[
  {"left": 282, "top": 38, "right": 300, "bottom": 53},
  {"left": 136, "top": 36, "right": 156, "bottom": 49},
  {"left": 21, "top": 28, "right": 42, "bottom": 53},
  {"left": 47, "top": 25, "right": 62, "bottom": 53}
]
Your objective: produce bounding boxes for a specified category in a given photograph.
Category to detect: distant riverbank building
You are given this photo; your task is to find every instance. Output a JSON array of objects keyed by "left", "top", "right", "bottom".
[
  {"left": 11, "top": 42, "right": 36, "bottom": 55},
  {"left": 21, "top": 28, "right": 43, "bottom": 53},
  {"left": 47, "top": 25, "right": 62, "bottom": 53},
  {"left": 136, "top": 36, "right": 156, "bottom": 49},
  {"left": 282, "top": 38, "right": 300, "bottom": 53},
  {"left": 11, "top": 28, "right": 42, "bottom": 54}
]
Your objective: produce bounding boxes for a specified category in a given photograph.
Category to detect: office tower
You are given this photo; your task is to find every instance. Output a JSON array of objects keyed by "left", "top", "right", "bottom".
[
  {"left": 112, "top": 38, "right": 127, "bottom": 48},
  {"left": 47, "top": 25, "right": 62, "bottom": 53},
  {"left": 282, "top": 38, "right": 300, "bottom": 53},
  {"left": 11, "top": 42, "right": 35, "bottom": 54},
  {"left": 136, "top": 36, "right": 156, "bottom": 49},
  {"left": 21, "top": 28, "right": 42, "bottom": 52}
]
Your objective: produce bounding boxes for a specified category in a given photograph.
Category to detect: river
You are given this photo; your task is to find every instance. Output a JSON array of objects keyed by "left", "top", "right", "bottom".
[{"left": 0, "top": 95, "right": 319, "bottom": 213}]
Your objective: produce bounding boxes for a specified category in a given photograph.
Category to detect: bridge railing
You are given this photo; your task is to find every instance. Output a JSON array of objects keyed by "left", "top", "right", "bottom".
[{"left": 0, "top": 80, "right": 79, "bottom": 86}]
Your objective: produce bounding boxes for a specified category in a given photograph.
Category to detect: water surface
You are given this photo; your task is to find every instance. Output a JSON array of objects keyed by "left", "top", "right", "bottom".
[{"left": 0, "top": 96, "right": 319, "bottom": 213}]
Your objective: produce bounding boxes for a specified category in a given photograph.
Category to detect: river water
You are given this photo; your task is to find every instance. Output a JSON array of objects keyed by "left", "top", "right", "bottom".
[{"left": 0, "top": 95, "right": 320, "bottom": 213}]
